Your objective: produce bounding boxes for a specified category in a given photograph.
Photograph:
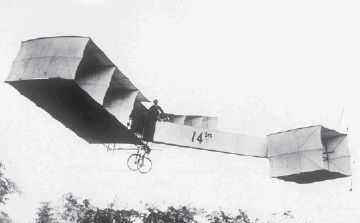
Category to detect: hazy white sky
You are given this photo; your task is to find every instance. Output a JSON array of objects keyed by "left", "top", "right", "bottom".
[{"left": 0, "top": 0, "right": 359, "bottom": 222}]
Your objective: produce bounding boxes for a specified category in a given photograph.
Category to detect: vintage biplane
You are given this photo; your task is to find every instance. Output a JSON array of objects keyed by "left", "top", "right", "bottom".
[{"left": 5, "top": 36, "right": 352, "bottom": 183}]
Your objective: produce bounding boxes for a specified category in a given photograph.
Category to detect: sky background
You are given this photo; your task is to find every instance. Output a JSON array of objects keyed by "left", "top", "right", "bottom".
[{"left": 0, "top": 0, "right": 359, "bottom": 222}]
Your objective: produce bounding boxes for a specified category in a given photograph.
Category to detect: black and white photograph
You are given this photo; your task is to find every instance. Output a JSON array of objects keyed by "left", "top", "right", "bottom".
[{"left": 0, "top": 1, "right": 359, "bottom": 222}]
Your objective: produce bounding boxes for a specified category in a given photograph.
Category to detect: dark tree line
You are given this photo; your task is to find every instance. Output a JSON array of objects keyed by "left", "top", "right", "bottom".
[{"left": 34, "top": 192, "right": 253, "bottom": 223}]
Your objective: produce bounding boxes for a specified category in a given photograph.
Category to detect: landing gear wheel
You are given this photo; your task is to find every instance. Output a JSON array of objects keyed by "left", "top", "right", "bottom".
[
  {"left": 137, "top": 157, "right": 152, "bottom": 174},
  {"left": 127, "top": 154, "right": 140, "bottom": 171}
]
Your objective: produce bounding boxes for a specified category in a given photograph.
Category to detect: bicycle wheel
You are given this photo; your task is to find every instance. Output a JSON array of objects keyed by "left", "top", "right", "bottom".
[
  {"left": 127, "top": 154, "right": 140, "bottom": 171},
  {"left": 137, "top": 157, "right": 152, "bottom": 174}
]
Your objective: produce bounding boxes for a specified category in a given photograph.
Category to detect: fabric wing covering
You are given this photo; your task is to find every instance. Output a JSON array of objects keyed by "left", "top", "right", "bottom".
[
  {"left": 267, "top": 125, "right": 351, "bottom": 183},
  {"left": 5, "top": 36, "right": 352, "bottom": 184},
  {"left": 153, "top": 121, "right": 268, "bottom": 158},
  {"left": 5, "top": 36, "right": 148, "bottom": 145}
]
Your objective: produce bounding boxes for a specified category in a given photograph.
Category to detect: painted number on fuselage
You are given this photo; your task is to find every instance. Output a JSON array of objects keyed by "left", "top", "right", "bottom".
[{"left": 191, "top": 131, "right": 212, "bottom": 144}]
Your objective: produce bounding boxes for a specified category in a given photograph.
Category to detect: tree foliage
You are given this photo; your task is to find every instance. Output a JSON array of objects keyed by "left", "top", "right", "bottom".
[
  {"left": 206, "top": 209, "right": 250, "bottom": 223},
  {"left": 35, "top": 201, "right": 57, "bottom": 223},
  {"left": 142, "top": 204, "right": 199, "bottom": 223},
  {"left": 92, "top": 208, "right": 139, "bottom": 223},
  {"left": 0, "top": 211, "right": 16, "bottom": 223},
  {"left": 54, "top": 192, "right": 141, "bottom": 223},
  {"left": 0, "top": 161, "right": 21, "bottom": 205},
  {"left": 0, "top": 161, "right": 21, "bottom": 223},
  {"left": 59, "top": 193, "right": 95, "bottom": 222},
  {"left": 37, "top": 193, "right": 262, "bottom": 223}
]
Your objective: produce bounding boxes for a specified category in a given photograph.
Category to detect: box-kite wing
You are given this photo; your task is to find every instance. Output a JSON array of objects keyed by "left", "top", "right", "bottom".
[
  {"left": 5, "top": 36, "right": 147, "bottom": 145},
  {"left": 267, "top": 125, "right": 351, "bottom": 183}
]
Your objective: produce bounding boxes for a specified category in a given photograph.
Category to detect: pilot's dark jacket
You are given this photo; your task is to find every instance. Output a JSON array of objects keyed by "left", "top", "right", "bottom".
[
  {"left": 143, "top": 105, "right": 164, "bottom": 142},
  {"left": 148, "top": 105, "right": 164, "bottom": 120}
]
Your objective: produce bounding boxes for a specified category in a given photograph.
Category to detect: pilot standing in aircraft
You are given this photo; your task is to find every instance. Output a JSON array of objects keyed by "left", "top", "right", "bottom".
[{"left": 143, "top": 99, "right": 165, "bottom": 142}]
